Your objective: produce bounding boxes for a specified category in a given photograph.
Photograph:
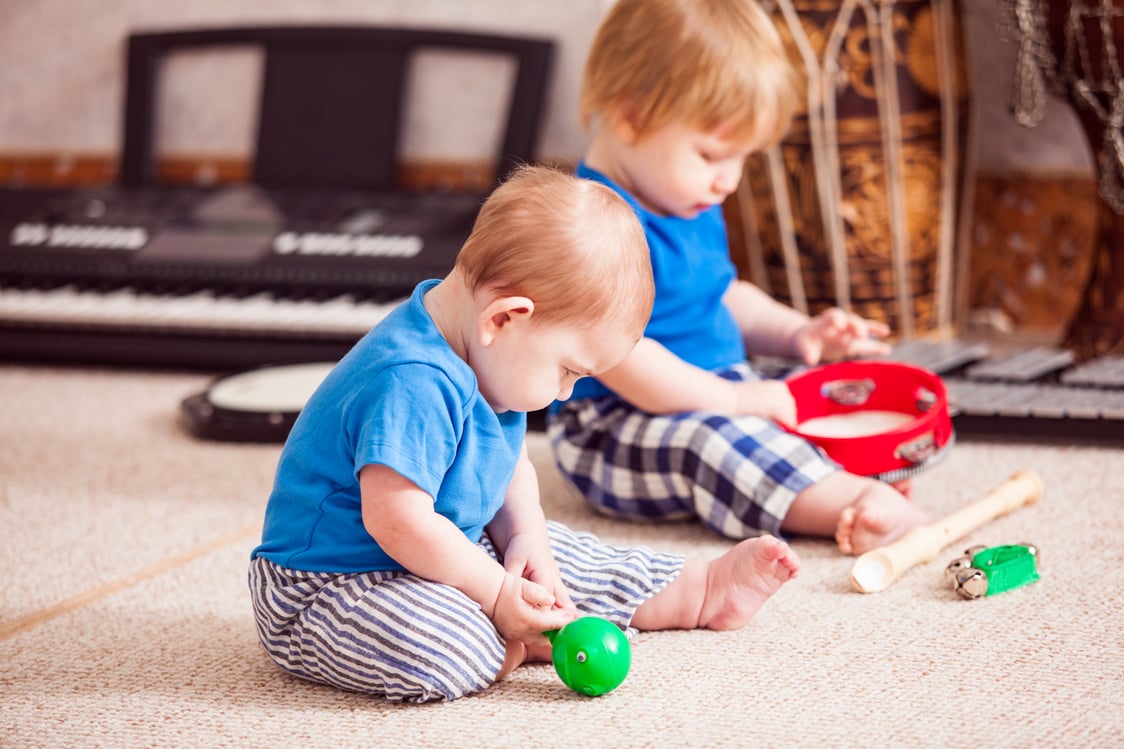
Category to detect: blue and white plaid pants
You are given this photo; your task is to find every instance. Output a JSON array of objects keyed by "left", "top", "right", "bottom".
[{"left": 548, "top": 363, "right": 838, "bottom": 539}]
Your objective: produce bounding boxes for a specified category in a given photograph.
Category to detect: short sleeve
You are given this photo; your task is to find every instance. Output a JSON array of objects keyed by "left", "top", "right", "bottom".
[{"left": 344, "top": 363, "right": 466, "bottom": 499}]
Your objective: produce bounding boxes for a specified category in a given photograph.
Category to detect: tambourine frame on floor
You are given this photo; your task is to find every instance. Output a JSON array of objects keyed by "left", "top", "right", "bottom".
[
  {"left": 180, "top": 361, "right": 336, "bottom": 443},
  {"left": 180, "top": 360, "right": 553, "bottom": 442},
  {"left": 783, "top": 359, "right": 954, "bottom": 483}
]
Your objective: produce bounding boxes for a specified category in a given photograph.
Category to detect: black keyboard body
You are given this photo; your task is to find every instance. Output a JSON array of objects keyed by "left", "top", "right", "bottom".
[
  {"left": 0, "top": 184, "right": 477, "bottom": 294},
  {"left": 0, "top": 185, "right": 477, "bottom": 368}
]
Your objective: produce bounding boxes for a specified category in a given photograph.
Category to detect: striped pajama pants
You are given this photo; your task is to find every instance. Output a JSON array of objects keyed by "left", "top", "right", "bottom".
[
  {"left": 248, "top": 521, "right": 684, "bottom": 703},
  {"left": 548, "top": 363, "right": 839, "bottom": 540}
]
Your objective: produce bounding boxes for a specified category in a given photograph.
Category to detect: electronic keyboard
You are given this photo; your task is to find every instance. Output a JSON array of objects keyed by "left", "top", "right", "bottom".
[{"left": 0, "top": 184, "right": 480, "bottom": 369}]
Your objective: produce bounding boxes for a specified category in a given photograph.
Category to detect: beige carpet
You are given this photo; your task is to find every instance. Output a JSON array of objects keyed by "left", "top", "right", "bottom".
[{"left": 1, "top": 363, "right": 1122, "bottom": 748}]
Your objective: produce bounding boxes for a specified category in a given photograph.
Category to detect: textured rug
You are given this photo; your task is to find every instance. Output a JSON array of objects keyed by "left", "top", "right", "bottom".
[{"left": 1, "top": 364, "right": 1121, "bottom": 748}]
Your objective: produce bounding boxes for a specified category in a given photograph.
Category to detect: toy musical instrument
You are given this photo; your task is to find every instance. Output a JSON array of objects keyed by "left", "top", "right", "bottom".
[
  {"left": 784, "top": 359, "right": 954, "bottom": 483},
  {"left": 850, "top": 470, "right": 1044, "bottom": 593},
  {"left": 545, "top": 616, "right": 631, "bottom": 696}
]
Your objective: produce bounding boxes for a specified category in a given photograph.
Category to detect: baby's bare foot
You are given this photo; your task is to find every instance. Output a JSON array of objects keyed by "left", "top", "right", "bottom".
[
  {"left": 495, "top": 638, "right": 554, "bottom": 681},
  {"left": 700, "top": 535, "right": 799, "bottom": 631},
  {"left": 890, "top": 478, "right": 913, "bottom": 498},
  {"left": 526, "top": 641, "right": 553, "bottom": 664},
  {"left": 496, "top": 639, "right": 527, "bottom": 682},
  {"left": 835, "top": 487, "right": 927, "bottom": 555}
]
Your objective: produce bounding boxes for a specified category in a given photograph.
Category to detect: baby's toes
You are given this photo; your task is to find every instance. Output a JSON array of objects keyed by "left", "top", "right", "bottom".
[{"left": 835, "top": 506, "right": 857, "bottom": 555}]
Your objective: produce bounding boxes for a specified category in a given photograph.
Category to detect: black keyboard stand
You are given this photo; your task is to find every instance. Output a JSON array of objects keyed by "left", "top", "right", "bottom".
[{"left": 120, "top": 25, "right": 554, "bottom": 191}]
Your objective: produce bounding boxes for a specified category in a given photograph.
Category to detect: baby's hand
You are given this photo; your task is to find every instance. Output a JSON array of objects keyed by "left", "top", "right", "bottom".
[
  {"left": 795, "top": 308, "right": 891, "bottom": 364},
  {"left": 491, "top": 572, "right": 575, "bottom": 647},
  {"left": 503, "top": 533, "right": 576, "bottom": 613},
  {"left": 732, "top": 379, "right": 797, "bottom": 427}
]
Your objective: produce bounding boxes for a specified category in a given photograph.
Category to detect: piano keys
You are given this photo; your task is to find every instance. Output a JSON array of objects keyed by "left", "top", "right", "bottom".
[{"left": 0, "top": 284, "right": 396, "bottom": 336}]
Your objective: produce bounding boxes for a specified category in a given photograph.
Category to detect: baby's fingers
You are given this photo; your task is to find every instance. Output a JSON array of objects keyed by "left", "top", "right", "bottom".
[
  {"left": 551, "top": 582, "right": 577, "bottom": 613},
  {"left": 514, "top": 604, "right": 575, "bottom": 648},
  {"left": 864, "top": 319, "right": 892, "bottom": 339},
  {"left": 519, "top": 577, "right": 556, "bottom": 609},
  {"left": 848, "top": 336, "right": 892, "bottom": 358},
  {"left": 533, "top": 608, "right": 577, "bottom": 641}
]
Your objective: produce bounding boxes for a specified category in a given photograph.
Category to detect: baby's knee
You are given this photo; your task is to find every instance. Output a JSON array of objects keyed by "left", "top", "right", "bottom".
[
  {"left": 389, "top": 664, "right": 499, "bottom": 703},
  {"left": 320, "top": 647, "right": 505, "bottom": 703},
  {"left": 258, "top": 617, "right": 506, "bottom": 702},
  {"left": 382, "top": 627, "right": 510, "bottom": 703},
  {"left": 856, "top": 473, "right": 911, "bottom": 503},
  {"left": 815, "top": 469, "right": 902, "bottom": 502}
]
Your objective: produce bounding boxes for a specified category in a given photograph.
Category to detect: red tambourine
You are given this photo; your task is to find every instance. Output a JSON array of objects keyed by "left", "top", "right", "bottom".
[{"left": 783, "top": 360, "right": 954, "bottom": 483}]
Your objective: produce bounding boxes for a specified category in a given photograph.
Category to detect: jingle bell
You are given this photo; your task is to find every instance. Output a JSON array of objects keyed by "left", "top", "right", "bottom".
[
  {"left": 945, "top": 545, "right": 990, "bottom": 581},
  {"left": 954, "top": 568, "right": 989, "bottom": 599},
  {"left": 945, "top": 543, "right": 1040, "bottom": 600},
  {"left": 944, "top": 554, "right": 975, "bottom": 581}
]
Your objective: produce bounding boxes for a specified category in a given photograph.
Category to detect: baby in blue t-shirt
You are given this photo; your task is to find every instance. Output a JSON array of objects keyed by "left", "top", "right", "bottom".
[
  {"left": 549, "top": 0, "right": 928, "bottom": 555},
  {"left": 249, "top": 165, "right": 800, "bottom": 703}
]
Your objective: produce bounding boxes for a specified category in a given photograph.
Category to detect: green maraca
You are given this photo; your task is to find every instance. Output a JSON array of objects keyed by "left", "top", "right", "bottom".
[{"left": 545, "top": 616, "right": 631, "bottom": 696}]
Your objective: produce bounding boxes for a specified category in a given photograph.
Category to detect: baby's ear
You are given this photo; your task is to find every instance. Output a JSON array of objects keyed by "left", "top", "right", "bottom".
[
  {"left": 478, "top": 295, "right": 535, "bottom": 345},
  {"left": 608, "top": 102, "right": 643, "bottom": 144}
]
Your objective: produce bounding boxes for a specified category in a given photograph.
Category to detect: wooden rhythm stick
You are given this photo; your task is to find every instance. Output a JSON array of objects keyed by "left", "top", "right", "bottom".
[{"left": 850, "top": 470, "right": 1044, "bottom": 593}]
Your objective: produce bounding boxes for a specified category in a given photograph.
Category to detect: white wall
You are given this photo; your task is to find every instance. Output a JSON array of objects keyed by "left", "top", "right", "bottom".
[
  {"left": 0, "top": 0, "right": 1096, "bottom": 172},
  {"left": 0, "top": 0, "right": 611, "bottom": 163}
]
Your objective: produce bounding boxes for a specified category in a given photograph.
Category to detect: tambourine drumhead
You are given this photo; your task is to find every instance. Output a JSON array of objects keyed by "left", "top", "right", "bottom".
[
  {"left": 180, "top": 362, "right": 335, "bottom": 442},
  {"left": 784, "top": 360, "right": 954, "bottom": 482},
  {"left": 796, "top": 410, "right": 914, "bottom": 439},
  {"left": 206, "top": 362, "right": 335, "bottom": 413}
]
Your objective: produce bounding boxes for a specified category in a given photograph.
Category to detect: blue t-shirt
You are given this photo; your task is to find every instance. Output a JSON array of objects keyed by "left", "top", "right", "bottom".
[
  {"left": 252, "top": 279, "right": 526, "bottom": 573},
  {"left": 566, "top": 163, "right": 747, "bottom": 402}
]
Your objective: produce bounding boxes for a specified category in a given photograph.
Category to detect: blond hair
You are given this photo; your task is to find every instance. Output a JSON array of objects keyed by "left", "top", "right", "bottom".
[
  {"left": 455, "top": 165, "right": 653, "bottom": 336},
  {"left": 581, "top": 0, "right": 799, "bottom": 146}
]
